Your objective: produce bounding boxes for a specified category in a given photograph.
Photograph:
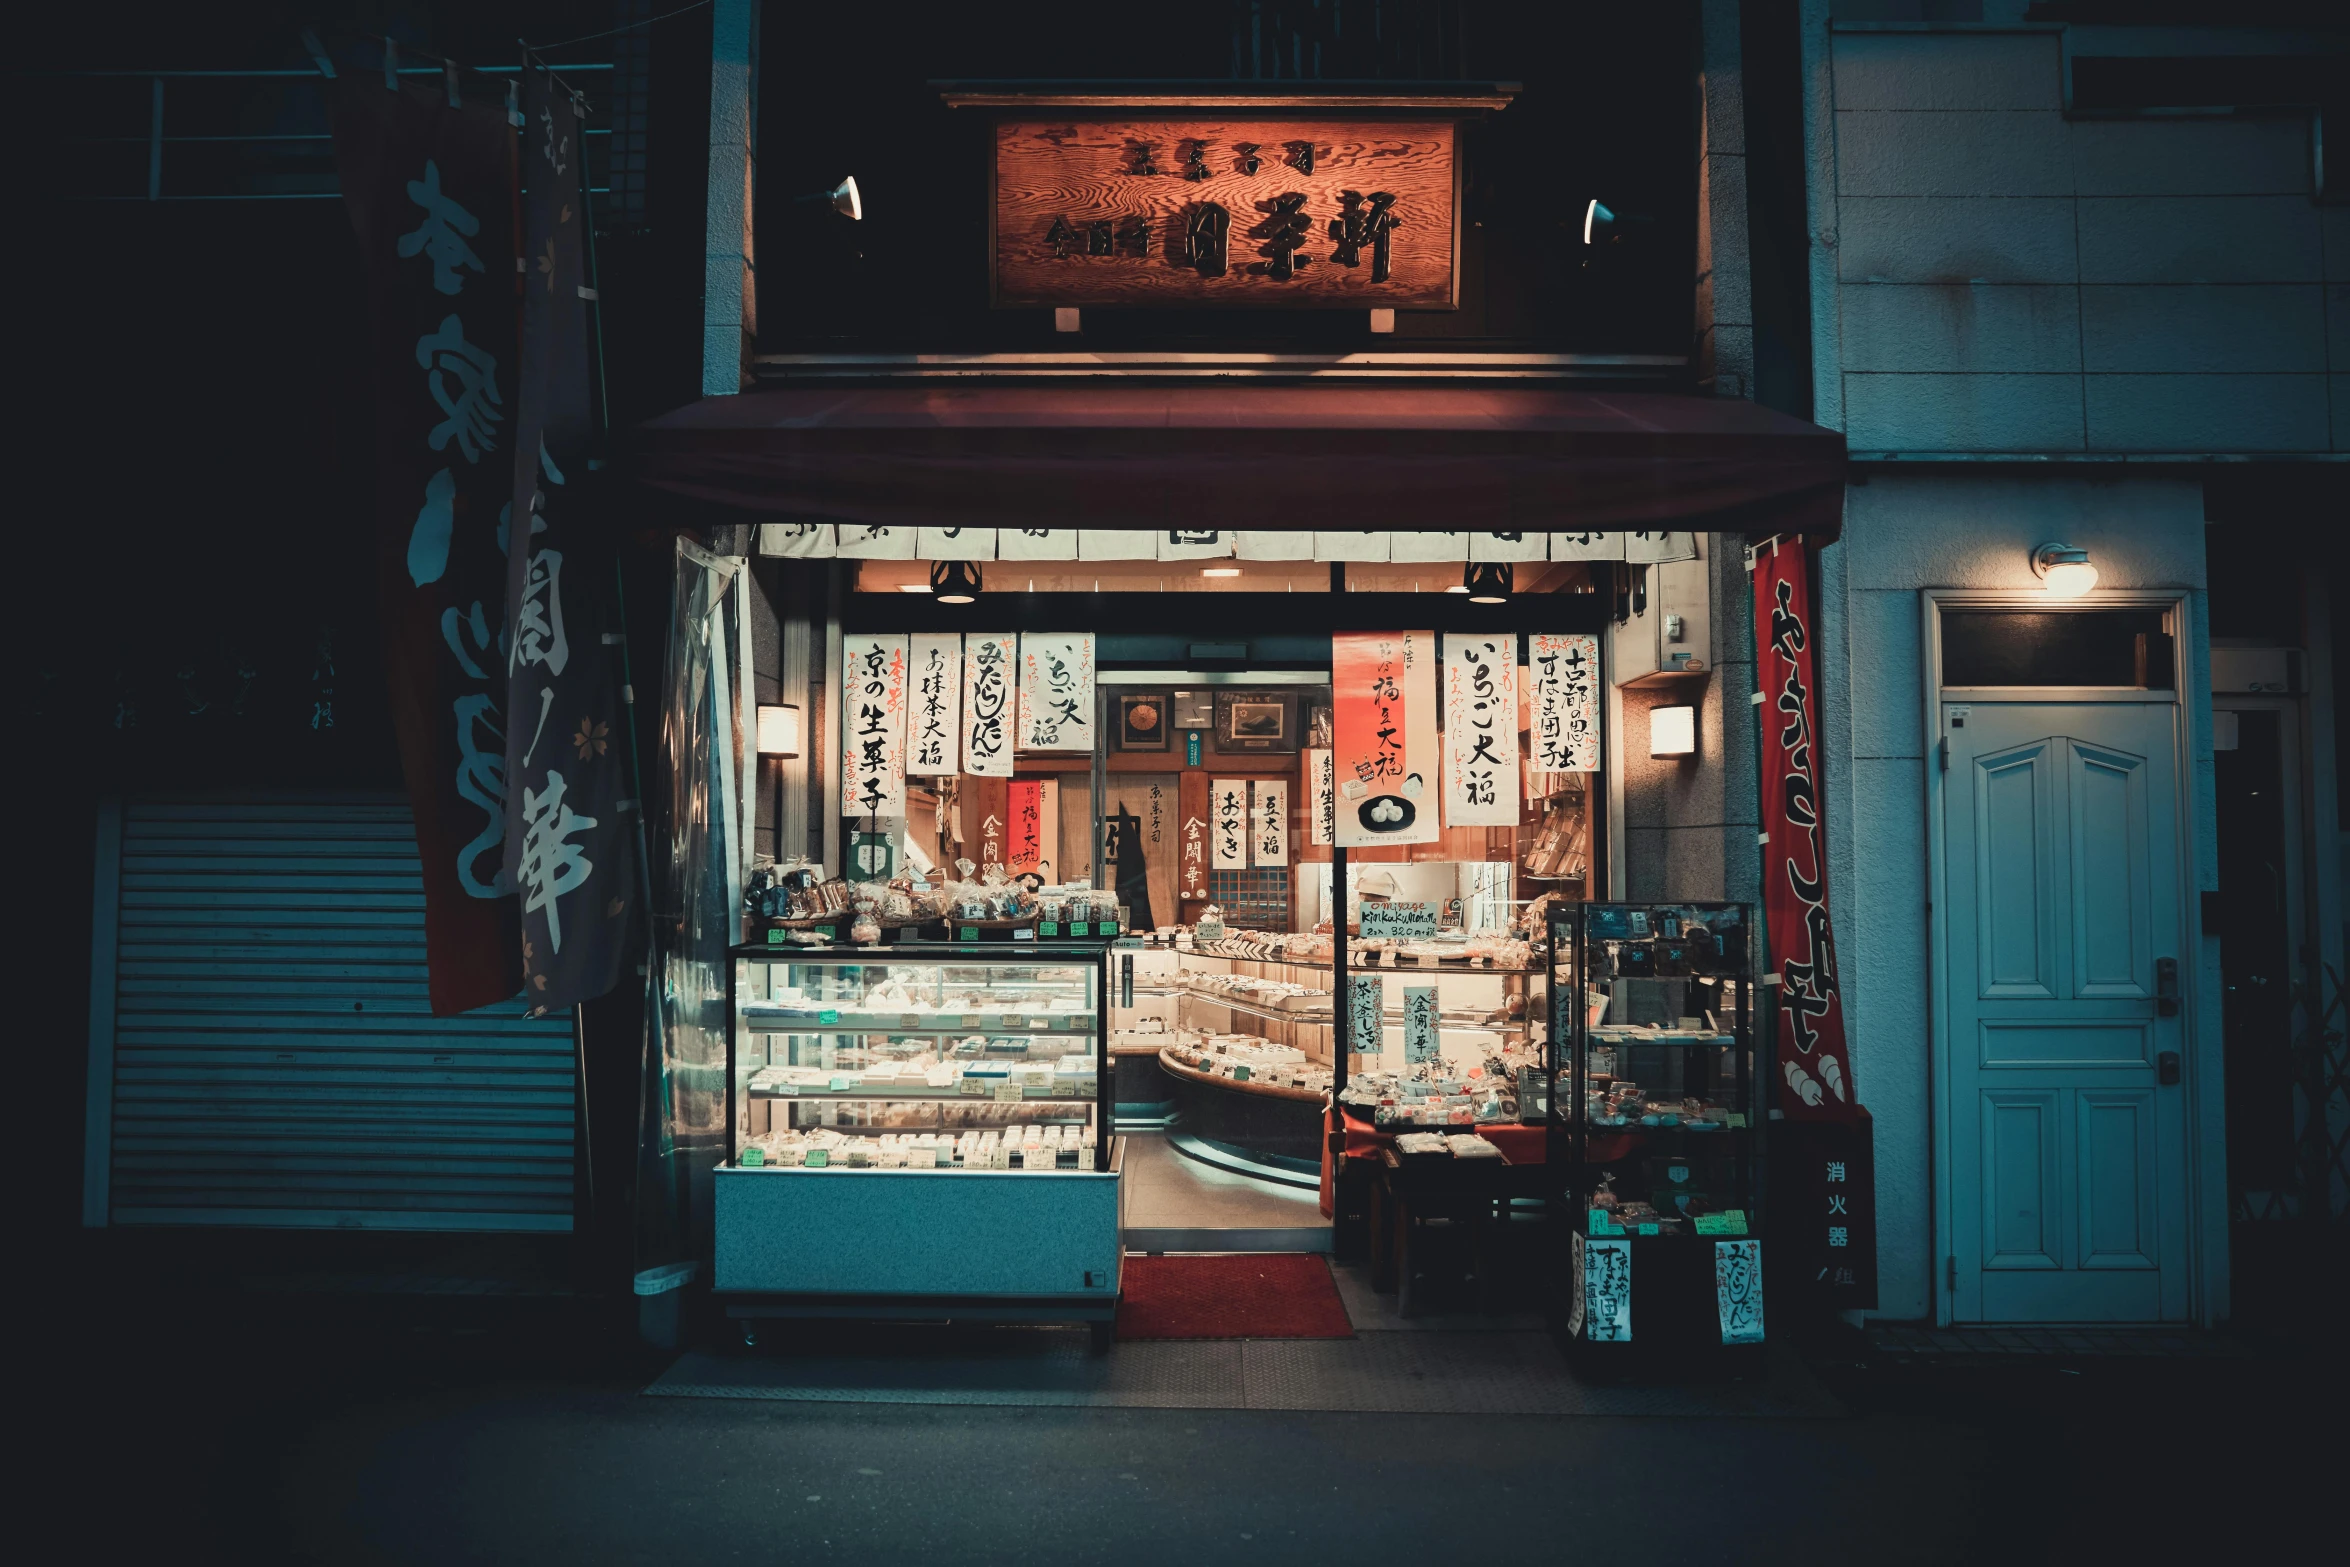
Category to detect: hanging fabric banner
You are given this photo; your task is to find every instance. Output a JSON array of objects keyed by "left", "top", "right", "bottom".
[
  {"left": 1211, "top": 779, "right": 1248, "bottom": 869},
  {"left": 1441, "top": 634, "right": 1520, "bottom": 826},
  {"left": 1306, "top": 749, "right": 1335, "bottom": 846},
  {"left": 1155, "top": 530, "right": 1233, "bottom": 562},
  {"left": 1018, "top": 632, "right": 1096, "bottom": 752},
  {"left": 1550, "top": 533, "right": 1623, "bottom": 561},
  {"left": 1252, "top": 778, "right": 1289, "bottom": 867},
  {"left": 1077, "top": 530, "right": 1157, "bottom": 562},
  {"left": 1625, "top": 531, "right": 1697, "bottom": 563},
  {"left": 1529, "top": 632, "right": 1601, "bottom": 772},
  {"left": 499, "top": 71, "right": 636, "bottom": 1013},
  {"left": 329, "top": 70, "right": 522, "bottom": 1014},
  {"left": 1469, "top": 532, "right": 1547, "bottom": 563},
  {"left": 1313, "top": 532, "right": 1391, "bottom": 563},
  {"left": 841, "top": 634, "right": 909, "bottom": 818},
  {"left": 834, "top": 525, "right": 917, "bottom": 559},
  {"left": 757, "top": 523, "right": 835, "bottom": 558},
  {"left": 1751, "top": 535, "right": 1858, "bottom": 1120},
  {"left": 1332, "top": 632, "right": 1438, "bottom": 847},
  {"left": 997, "top": 528, "right": 1078, "bottom": 561},
  {"left": 961, "top": 633, "right": 1017, "bottom": 777},
  {"left": 1389, "top": 532, "right": 1470, "bottom": 563},
  {"left": 1007, "top": 779, "right": 1045, "bottom": 873},
  {"left": 906, "top": 633, "right": 962, "bottom": 774},
  {"left": 916, "top": 527, "right": 995, "bottom": 560},
  {"left": 1236, "top": 532, "right": 1315, "bottom": 562}
]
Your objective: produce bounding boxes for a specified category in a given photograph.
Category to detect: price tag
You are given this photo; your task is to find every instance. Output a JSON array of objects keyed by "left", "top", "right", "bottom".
[
  {"left": 1727, "top": 1112, "right": 1748, "bottom": 1129},
  {"left": 900, "top": 1014, "right": 922, "bottom": 1028},
  {"left": 804, "top": 1148, "right": 830, "bottom": 1168},
  {"left": 828, "top": 1076, "right": 850, "bottom": 1092},
  {"left": 1071, "top": 922, "right": 1091, "bottom": 936},
  {"left": 1637, "top": 1223, "right": 1660, "bottom": 1236},
  {"left": 1012, "top": 928, "right": 1035, "bottom": 941},
  {"left": 993, "top": 1083, "right": 1022, "bottom": 1102},
  {"left": 1588, "top": 1208, "right": 1620, "bottom": 1236},
  {"left": 739, "top": 1146, "right": 765, "bottom": 1167},
  {"left": 1039, "top": 922, "right": 1060, "bottom": 936},
  {"left": 766, "top": 929, "right": 786, "bottom": 946},
  {"left": 819, "top": 1009, "right": 839, "bottom": 1025},
  {"left": 1695, "top": 1212, "right": 1750, "bottom": 1236}
]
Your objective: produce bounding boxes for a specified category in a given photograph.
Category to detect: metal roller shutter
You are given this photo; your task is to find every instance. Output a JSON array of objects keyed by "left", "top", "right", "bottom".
[{"left": 84, "top": 794, "right": 576, "bottom": 1232}]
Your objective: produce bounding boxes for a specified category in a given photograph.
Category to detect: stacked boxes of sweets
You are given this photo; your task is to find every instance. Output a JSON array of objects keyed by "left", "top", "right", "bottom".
[
  {"left": 1162, "top": 1030, "right": 1333, "bottom": 1094},
  {"left": 1338, "top": 1053, "right": 1521, "bottom": 1128},
  {"left": 739, "top": 1121, "right": 1100, "bottom": 1171}
]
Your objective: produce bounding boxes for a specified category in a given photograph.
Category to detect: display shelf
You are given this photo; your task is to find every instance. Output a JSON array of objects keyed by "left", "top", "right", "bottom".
[
  {"left": 1175, "top": 992, "right": 1334, "bottom": 1027},
  {"left": 749, "top": 1084, "right": 1099, "bottom": 1104},
  {"left": 742, "top": 1010, "right": 1098, "bottom": 1036},
  {"left": 1156, "top": 1047, "right": 1328, "bottom": 1104}
]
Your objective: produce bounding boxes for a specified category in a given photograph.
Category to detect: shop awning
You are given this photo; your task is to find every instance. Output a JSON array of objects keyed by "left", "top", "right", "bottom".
[{"left": 629, "top": 384, "right": 1847, "bottom": 538}]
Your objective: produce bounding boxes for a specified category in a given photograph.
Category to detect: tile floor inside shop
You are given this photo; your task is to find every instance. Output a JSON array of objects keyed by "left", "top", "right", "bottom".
[{"left": 1120, "top": 1132, "right": 1326, "bottom": 1249}]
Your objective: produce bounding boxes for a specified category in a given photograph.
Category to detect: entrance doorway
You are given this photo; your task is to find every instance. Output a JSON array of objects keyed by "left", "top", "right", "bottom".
[{"left": 1929, "top": 598, "right": 2198, "bottom": 1323}]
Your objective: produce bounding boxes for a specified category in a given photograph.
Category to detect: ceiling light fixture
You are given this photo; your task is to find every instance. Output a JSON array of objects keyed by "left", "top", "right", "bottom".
[
  {"left": 2030, "top": 543, "right": 2098, "bottom": 598},
  {"left": 1465, "top": 562, "right": 1513, "bottom": 604},
  {"left": 930, "top": 559, "right": 982, "bottom": 604}
]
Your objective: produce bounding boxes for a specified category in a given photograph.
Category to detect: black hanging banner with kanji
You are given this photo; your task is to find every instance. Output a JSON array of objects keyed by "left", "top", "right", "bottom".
[
  {"left": 330, "top": 71, "right": 522, "bottom": 1015},
  {"left": 501, "top": 72, "right": 637, "bottom": 1013}
]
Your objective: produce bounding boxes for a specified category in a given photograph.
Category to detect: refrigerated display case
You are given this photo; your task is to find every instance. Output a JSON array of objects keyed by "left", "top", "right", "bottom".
[
  {"left": 716, "top": 943, "right": 1123, "bottom": 1346},
  {"left": 1549, "top": 902, "right": 1765, "bottom": 1363}
]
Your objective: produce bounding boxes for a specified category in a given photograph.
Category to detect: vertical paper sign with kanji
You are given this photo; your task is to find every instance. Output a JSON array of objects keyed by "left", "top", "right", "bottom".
[
  {"left": 841, "top": 634, "right": 908, "bottom": 818},
  {"left": 1583, "top": 1238, "right": 1633, "bottom": 1341},
  {"left": 1018, "top": 632, "right": 1095, "bottom": 753},
  {"left": 1177, "top": 772, "right": 1211, "bottom": 902},
  {"left": 907, "top": 633, "right": 961, "bottom": 774},
  {"left": 1348, "top": 974, "right": 1384, "bottom": 1059},
  {"left": 1403, "top": 985, "right": 1440, "bottom": 1064},
  {"left": 1529, "top": 632, "right": 1600, "bottom": 773},
  {"left": 1332, "top": 631, "right": 1438, "bottom": 847},
  {"left": 961, "top": 633, "right": 1017, "bottom": 778},
  {"left": 1442, "top": 634, "right": 1519, "bottom": 826},
  {"left": 1306, "top": 749, "right": 1335, "bottom": 846},
  {"left": 1714, "top": 1239, "right": 1765, "bottom": 1344},
  {"left": 1007, "top": 779, "right": 1045, "bottom": 873},
  {"left": 1211, "top": 779, "right": 1248, "bottom": 869},
  {"left": 1251, "top": 779, "right": 1289, "bottom": 867}
]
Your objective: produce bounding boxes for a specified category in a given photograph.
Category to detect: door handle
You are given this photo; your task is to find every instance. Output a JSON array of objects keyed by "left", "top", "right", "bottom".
[{"left": 2155, "top": 957, "right": 2179, "bottom": 1017}]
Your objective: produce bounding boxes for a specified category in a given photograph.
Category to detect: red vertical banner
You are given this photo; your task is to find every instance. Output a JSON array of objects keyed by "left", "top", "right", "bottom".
[
  {"left": 1750, "top": 536, "right": 1857, "bottom": 1120},
  {"left": 330, "top": 76, "right": 522, "bottom": 1014},
  {"left": 963, "top": 775, "right": 1010, "bottom": 878},
  {"left": 1006, "top": 778, "right": 1044, "bottom": 873}
]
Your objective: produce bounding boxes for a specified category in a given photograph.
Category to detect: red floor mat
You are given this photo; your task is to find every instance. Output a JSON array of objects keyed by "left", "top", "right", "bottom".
[{"left": 1116, "top": 1253, "right": 1354, "bottom": 1340}]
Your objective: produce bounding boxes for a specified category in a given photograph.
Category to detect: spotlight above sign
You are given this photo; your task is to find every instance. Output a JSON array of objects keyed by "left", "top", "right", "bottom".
[{"left": 941, "top": 82, "right": 1517, "bottom": 311}]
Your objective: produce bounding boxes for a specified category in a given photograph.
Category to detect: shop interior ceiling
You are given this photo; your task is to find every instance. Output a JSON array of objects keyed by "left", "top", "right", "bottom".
[{"left": 757, "top": 0, "right": 1700, "bottom": 358}]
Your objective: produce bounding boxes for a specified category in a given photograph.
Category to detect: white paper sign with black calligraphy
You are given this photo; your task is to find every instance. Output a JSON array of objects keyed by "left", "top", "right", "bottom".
[
  {"left": 1715, "top": 1238, "right": 1765, "bottom": 1345},
  {"left": 1251, "top": 778, "right": 1289, "bottom": 868},
  {"left": 1442, "top": 633, "right": 1520, "bottom": 827},
  {"left": 1017, "top": 632, "right": 1095, "bottom": 753},
  {"left": 841, "top": 634, "right": 909, "bottom": 818},
  {"left": 1583, "top": 1237, "right": 1633, "bottom": 1341},
  {"left": 1306, "top": 749, "right": 1335, "bottom": 846},
  {"left": 961, "top": 633, "right": 1017, "bottom": 777},
  {"left": 906, "top": 633, "right": 962, "bottom": 775},
  {"left": 1529, "top": 632, "right": 1601, "bottom": 773},
  {"left": 1212, "top": 778, "right": 1248, "bottom": 869}
]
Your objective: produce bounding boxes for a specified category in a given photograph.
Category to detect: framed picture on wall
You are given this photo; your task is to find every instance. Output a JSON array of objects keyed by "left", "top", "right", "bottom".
[
  {"left": 1117, "top": 692, "right": 1171, "bottom": 751},
  {"left": 1214, "top": 690, "right": 1300, "bottom": 753}
]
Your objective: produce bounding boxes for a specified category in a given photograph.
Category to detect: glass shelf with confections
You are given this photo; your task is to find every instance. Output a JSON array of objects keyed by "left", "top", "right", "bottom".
[
  {"left": 727, "top": 943, "right": 1113, "bottom": 1174},
  {"left": 1547, "top": 902, "right": 1758, "bottom": 1235}
]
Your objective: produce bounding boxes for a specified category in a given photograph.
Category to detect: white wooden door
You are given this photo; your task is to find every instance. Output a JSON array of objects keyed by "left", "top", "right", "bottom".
[{"left": 1942, "top": 701, "right": 2191, "bottom": 1322}]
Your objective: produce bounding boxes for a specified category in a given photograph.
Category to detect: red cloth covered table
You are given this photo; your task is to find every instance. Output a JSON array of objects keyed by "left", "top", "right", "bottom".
[{"left": 1321, "top": 1107, "right": 1549, "bottom": 1217}]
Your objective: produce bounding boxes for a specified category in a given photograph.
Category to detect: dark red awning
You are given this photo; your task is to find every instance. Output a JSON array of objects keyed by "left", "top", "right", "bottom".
[{"left": 629, "top": 384, "right": 1846, "bottom": 538}]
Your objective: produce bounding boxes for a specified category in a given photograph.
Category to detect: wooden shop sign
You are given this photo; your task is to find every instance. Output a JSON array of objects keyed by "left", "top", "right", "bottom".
[{"left": 945, "top": 85, "right": 1515, "bottom": 311}]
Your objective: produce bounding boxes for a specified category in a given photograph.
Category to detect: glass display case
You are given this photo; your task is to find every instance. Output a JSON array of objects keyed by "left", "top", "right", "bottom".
[
  {"left": 715, "top": 943, "right": 1123, "bottom": 1341},
  {"left": 1548, "top": 902, "right": 1765, "bottom": 1357}
]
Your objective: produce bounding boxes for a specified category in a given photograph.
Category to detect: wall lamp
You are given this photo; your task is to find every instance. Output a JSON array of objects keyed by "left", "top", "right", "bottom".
[
  {"left": 796, "top": 175, "right": 862, "bottom": 220},
  {"left": 756, "top": 704, "right": 802, "bottom": 758},
  {"left": 2030, "top": 543, "right": 2099, "bottom": 598},
  {"left": 1649, "top": 704, "right": 1696, "bottom": 758},
  {"left": 930, "top": 559, "right": 982, "bottom": 603}
]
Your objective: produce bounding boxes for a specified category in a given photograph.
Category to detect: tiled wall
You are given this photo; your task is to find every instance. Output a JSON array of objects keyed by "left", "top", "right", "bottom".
[{"left": 1824, "top": 31, "right": 2345, "bottom": 453}]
